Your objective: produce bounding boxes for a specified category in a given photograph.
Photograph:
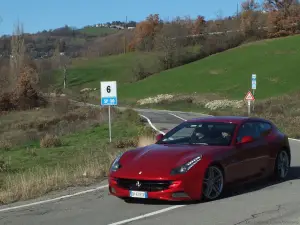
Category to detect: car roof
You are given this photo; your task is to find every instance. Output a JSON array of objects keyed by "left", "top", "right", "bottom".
[{"left": 186, "top": 116, "right": 270, "bottom": 124}]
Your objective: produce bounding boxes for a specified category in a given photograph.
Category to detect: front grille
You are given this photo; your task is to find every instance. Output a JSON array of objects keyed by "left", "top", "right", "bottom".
[{"left": 117, "top": 178, "right": 172, "bottom": 192}]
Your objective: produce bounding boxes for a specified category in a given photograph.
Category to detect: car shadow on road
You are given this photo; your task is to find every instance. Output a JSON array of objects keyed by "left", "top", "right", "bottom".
[
  {"left": 123, "top": 166, "right": 300, "bottom": 205},
  {"left": 221, "top": 166, "right": 300, "bottom": 200}
]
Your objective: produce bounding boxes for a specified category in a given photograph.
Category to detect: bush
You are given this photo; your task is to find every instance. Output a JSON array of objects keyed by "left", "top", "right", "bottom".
[
  {"left": 40, "top": 134, "right": 62, "bottom": 148},
  {"left": 0, "top": 140, "right": 13, "bottom": 150},
  {"left": 113, "top": 138, "right": 138, "bottom": 148},
  {"left": 0, "top": 65, "right": 47, "bottom": 112}
]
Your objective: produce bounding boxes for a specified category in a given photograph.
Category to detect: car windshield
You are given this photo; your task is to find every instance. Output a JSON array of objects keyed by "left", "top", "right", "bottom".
[{"left": 157, "top": 122, "right": 236, "bottom": 146}]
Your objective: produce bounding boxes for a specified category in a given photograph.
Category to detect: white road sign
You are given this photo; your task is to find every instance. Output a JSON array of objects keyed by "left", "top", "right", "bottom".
[
  {"left": 251, "top": 74, "right": 256, "bottom": 90},
  {"left": 100, "top": 81, "right": 117, "bottom": 106}
]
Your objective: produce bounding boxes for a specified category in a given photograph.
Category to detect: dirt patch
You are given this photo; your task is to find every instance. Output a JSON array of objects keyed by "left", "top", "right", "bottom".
[{"left": 209, "top": 69, "right": 224, "bottom": 75}]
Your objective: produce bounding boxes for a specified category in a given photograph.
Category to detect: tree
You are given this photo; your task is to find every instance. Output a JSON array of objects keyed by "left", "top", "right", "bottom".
[
  {"left": 264, "top": 0, "right": 297, "bottom": 13},
  {"left": 264, "top": 0, "right": 300, "bottom": 36},
  {"left": 10, "top": 21, "right": 26, "bottom": 88},
  {"left": 240, "top": 0, "right": 260, "bottom": 36},
  {"left": 192, "top": 15, "right": 206, "bottom": 35},
  {"left": 129, "top": 14, "right": 163, "bottom": 51},
  {"left": 154, "top": 22, "right": 189, "bottom": 70},
  {"left": 52, "top": 43, "right": 71, "bottom": 89}
]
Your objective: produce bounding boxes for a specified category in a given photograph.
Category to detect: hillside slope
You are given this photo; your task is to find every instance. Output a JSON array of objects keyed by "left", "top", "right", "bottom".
[{"left": 118, "top": 35, "right": 300, "bottom": 100}]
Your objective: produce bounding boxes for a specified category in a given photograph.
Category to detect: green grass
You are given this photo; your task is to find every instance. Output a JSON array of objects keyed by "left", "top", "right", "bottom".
[
  {"left": 118, "top": 35, "right": 300, "bottom": 100},
  {"left": 0, "top": 108, "right": 144, "bottom": 173},
  {"left": 54, "top": 46, "right": 200, "bottom": 102},
  {"left": 56, "top": 35, "right": 300, "bottom": 104},
  {"left": 1, "top": 116, "right": 136, "bottom": 172},
  {"left": 66, "top": 52, "right": 158, "bottom": 88},
  {"left": 79, "top": 27, "right": 117, "bottom": 36},
  {"left": 0, "top": 107, "right": 152, "bottom": 204},
  {"left": 54, "top": 52, "right": 162, "bottom": 102}
]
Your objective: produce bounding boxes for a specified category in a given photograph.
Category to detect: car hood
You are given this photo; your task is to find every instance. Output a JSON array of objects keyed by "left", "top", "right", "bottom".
[{"left": 115, "top": 144, "right": 226, "bottom": 179}]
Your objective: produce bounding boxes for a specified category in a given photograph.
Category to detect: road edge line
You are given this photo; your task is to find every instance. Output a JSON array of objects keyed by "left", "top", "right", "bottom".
[
  {"left": 0, "top": 185, "right": 108, "bottom": 213},
  {"left": 139, "top": 114, "right": 165, "bottom": 134},
  {"left": 107, "top": 205, "right": 186, "bottom": 225}
]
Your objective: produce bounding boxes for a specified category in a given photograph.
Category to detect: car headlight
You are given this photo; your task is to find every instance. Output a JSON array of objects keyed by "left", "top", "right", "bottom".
[
  {"left": 170, "top": 155, "right": 202, "bottom": 175},
  {"left": 110, "top": 154, "right": 123, "bottom": 172}
]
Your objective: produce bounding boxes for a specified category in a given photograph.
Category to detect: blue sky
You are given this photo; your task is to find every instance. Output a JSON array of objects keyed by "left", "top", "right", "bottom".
[{"left": 0, "top": 0, "right": 244, "bottom": 35}]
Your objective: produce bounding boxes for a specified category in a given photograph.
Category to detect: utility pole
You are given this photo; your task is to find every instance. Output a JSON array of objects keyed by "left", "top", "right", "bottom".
[{"left": 124, "top": 16, "right": 127, "bottom": 54}]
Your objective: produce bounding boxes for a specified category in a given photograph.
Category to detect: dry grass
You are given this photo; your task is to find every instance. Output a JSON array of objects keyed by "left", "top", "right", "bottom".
[
  {"left": 137, "top": 135, "right": 156, "bottom": 147},
  {"left": 0, "top": 97, "right": 112, "bottom": 147},
  {"left": 0, "top": 106, "right": 152, "bottom": 204},
  {"left": 0, "top": 135, "right": 158, "bottom": 204},
  {"left": 0, "top": 150, "right": 119, "bottom": 204},
  {"left": 40, "top": 134, "right": 62, "bottom": 148},
  {"left": 0, "top": 140, "right": 13, "bottom": 151}
]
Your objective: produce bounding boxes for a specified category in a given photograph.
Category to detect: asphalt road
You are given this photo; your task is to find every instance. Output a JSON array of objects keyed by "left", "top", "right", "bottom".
[{"left": 1, "top": 109, "right": 300, "bottom": 225}]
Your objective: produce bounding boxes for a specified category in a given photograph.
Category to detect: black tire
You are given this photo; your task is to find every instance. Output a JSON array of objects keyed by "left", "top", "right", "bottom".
[
  {"left": 273, "top": 149, "right": 290, "bottom": 181},
  {"left": 202, "top": 165, "right": 224, "bottom": 201}
]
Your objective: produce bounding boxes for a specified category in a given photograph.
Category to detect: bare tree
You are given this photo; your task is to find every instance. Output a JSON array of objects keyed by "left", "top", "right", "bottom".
[
  {"left": 154, "top": 22, "right": 189, "bottom": 70},
  {"left": 52, "top": 42, "right": 71, "bottom": 89},
  {"left": 240, "top": 0, "right": 261, "bottom": 36},
  {"left": 10, "top": 21, "right": 26, "bottom": 88},
  {"left": 264, "top": 0, "right": 297, "bottom": 14}
]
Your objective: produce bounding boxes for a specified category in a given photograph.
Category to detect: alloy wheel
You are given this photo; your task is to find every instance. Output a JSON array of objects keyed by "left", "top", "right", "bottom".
[
  {"left": 202, "top": 166, "right": 224, "bottom": 200},
  {"left": 276, "top": 150, "right": 289, "bottom": 179}
]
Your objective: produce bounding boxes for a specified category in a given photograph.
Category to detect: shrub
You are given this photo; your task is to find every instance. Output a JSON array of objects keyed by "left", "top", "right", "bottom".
[{"left": 40, "top": 134, "right": 62, "bottom": 148}]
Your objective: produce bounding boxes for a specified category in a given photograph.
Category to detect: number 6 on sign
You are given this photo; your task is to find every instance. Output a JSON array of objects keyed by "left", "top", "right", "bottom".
[{"left": 101, "top": 81, "right": 117, "bottom": 106}]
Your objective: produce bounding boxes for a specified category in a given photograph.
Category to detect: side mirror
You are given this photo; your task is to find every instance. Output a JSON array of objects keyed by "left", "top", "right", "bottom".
[
  {"left": 156, "top": 133, "right": 164, "bottom": 141},
  {"left": 237, "top": 136, "right": 254, "bottom": 145}
]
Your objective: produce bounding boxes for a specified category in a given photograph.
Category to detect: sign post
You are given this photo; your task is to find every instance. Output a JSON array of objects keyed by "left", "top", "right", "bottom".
[
  {"left": 100, "top": 81, "right": 117, "bottom": 142},
  {"left": 251, "top": 74, "right": 256, "bottom": 111},
  {"left": 244, "top": 91, "right": 255, "bottom": 116}
]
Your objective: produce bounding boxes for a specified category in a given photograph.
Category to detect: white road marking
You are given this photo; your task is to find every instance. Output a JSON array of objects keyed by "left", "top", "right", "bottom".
[
  {"left": 168, "top": 113, "right": 300, "bottom": 142},
  {"left": 0, "top": 184, "right": 108, "bottom": 213},
  {"left": 168, "top": 113, "right": 187, "bottom": 121},
  {"left": 139, "top": 114, "right": 166, "bottom": 134},
  {"left": 107, "top": 205, "right": 186, "bottom": 225},
  {"left": 0, "top": 113, "right": 164, "bottom": 213}
]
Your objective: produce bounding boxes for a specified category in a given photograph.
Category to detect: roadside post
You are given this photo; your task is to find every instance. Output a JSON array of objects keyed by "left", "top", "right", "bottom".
[
  {"left": 251, "top": 74, "right": 256, "bottom": 111},
  {"left": 100, "top": 81, "right": 117, "bottom": 142},
  {"left": 244, "top": 91, "right": 255, "bottom": 116}
]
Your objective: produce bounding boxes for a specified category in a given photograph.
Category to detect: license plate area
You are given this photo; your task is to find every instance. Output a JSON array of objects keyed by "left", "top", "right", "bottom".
[{"left": 129, "top": 190, "right": 148, "bottom": 198}]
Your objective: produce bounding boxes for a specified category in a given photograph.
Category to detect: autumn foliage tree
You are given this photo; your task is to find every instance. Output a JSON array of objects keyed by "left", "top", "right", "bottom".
[
  {"left": 129, "top": 14, "right": 163, "bottom": 51},
  {"left": 240, "top": 0, "right": 261, "bottom": 36},
  {"left": 192, "top": 15, "right": 206, "bottom": 35},
  {"left": 264, "top": 0, "right": 300, "bottom": 37}
]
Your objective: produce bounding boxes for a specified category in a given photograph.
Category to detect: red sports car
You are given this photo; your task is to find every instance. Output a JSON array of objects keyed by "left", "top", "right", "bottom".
[{"left": 108, "top": 116, "right": 291, "bottom": 202}]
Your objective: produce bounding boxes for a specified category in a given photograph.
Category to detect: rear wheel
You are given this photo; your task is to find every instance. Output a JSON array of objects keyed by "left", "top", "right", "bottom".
[
  {"left": 202, "top": 165, "right": 224, "bottom": 201},
  {"left": 274, "top": 149, "right": 290, "bottom": 180}
]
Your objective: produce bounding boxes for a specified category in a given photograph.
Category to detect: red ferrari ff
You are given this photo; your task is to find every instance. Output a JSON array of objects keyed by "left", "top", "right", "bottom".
[{"left": 108, "top": 116, "right": 291, "bottom": 202}]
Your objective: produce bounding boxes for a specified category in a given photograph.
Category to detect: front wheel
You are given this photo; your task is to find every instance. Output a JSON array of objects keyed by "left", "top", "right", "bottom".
[
  {"left": 202, "top": 165, "right": 224, "bottom": 201},
  {"left": 274, "top": 149, "right": 290, "bottom": 180}
]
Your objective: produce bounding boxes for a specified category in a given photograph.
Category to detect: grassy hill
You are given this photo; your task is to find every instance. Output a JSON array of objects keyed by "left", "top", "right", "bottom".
[
  {"left": 61, "top": 35, "right": 300, "bottom": 104},
  {"left": 119, "top": 35, "right": 300, "bottom": 100},
  {"left": 79, "top": 26, "right": 118, "bottom": 36}
]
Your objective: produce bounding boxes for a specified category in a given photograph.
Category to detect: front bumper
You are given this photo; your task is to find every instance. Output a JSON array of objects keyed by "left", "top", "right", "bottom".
[{"left": 108, "top": 176, "right": 202, "bottom": 201}]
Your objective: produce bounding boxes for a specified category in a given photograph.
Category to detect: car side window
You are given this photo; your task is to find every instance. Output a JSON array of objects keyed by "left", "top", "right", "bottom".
[
  {"left": 236, "top": 122, "right": 260, "bottom": 142},
  {"left": 258, "top": 122, "right": 272, "bottom": 137}
]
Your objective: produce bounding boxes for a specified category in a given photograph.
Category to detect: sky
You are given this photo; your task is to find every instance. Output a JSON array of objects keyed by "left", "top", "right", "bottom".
[{"left": 0, "top": 0, "right": 245, "bottom": 35}]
